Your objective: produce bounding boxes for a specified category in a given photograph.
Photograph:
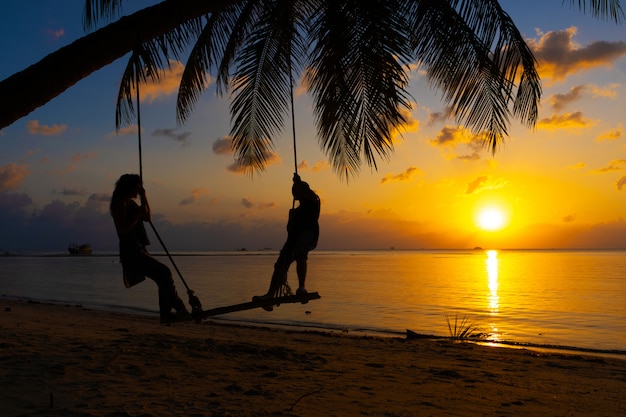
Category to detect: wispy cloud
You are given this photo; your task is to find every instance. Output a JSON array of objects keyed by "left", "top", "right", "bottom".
[
  {"left": 26, "top": 120, "right": 67, "bottom": 136},
  {"left": 429, "top": 126, "right": 487, "bottom": 161},
  {"left": 179, "top": 188, "right": 210, "bottom": 206},
  {"left": 152, "top": 128, "right": 191, "bottom": 146},
  {"left": 464, "top": 175, "right": 508, "bottom": 195},
  {"left": 563, "top": 213, "right": 576, "bottom": 223},
  {"left": 57, "top": 152, "right": 98, "bottom": 175},
  {"left": 391, "top": 106, "right": 419, "bottom": 143},
  {"left": 110, "top": 125, "right": 140, "bottom": 137},
  {"left": 298, "top": 160, "right": 330, "bottom": 173},
  {"left": 426, "top": 108, "right": 452, "bottom": 126},
  {"left": 568, "top": 162, "right": 586, "bottom": 170},
  {"left": 430, "top": 126, "right": 472, "bottom": 148},
  {"left": 0, "top": 163, "right": 30, "bottom": 191},
  {"left": 528, "top": 26, "right": 626, "bottom": 83},
  {"left": 58, "top": 188, "right": 87, "bottom": 197},
  {"left": 139, "top": 60, "right": 199, "bottom": 103},
  {"left": 227, "top": 152, "right": 281, "bottom": 174},
  {"left": 588, "top": 83, "right": 621, "bottom": 98},
  {"left": 380, "top": 166, "right": 422, "bottom": 184},
  {"left": 240, "top": 197, "right": 276, "bottom": 210},
  {"left": 591, "top": 159, "right": 626, "bottom": 174},
  {"left": 212, "top": 137, "right": 233, "bottom": 155},
  {"left": 87, "top": 193, "right": 110, "bottom": 205},
  {"left": 549, "top": 85, "right": 586, "bottom": 111},
  {"left": 595, "top": 124, "right": 622, "bottom": 142},
  {"left": 45, "top": 28, "right": 65, "bottom": 40},
  {"left": 548, "top": 83, "right": 621, "bottom": 112},
  {"left": 536, "top": 111, "right": 594, "bottom": 130},
  {"left": 616, "top": 176, "right": 626, "bottom": 190}
]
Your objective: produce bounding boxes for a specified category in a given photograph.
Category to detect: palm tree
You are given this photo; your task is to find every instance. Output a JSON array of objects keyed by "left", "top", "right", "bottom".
[{"left": 1, "top": 0, "right": 622, "bottom": 178}]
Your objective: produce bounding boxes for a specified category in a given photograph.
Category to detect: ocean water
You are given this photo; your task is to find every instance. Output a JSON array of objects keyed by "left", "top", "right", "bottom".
[{"left": 1, "top": 249, "right": 624, "bottom": 354}]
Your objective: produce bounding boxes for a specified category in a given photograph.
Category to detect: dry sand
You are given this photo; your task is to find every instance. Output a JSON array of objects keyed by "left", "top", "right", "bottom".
[{"left": 1, "top": 299, "right": 624, "bottom": 417}]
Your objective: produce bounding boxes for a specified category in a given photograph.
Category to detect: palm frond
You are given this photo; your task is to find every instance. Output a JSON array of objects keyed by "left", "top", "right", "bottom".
[
  {"left": 407, "top": 0, "right": 541, "bottom": 153},
  {"left": 229, "top": 0, "right": 306, "bottom": 175},
  {"left": 566, "top": 0, "right": 625, "bottom": 23},
  {"left": 306, "top": 0, "right": 413, "bottom": 180},
  {"left": 83, "top": 0, "right": 124, "bottom": 30},
  {"left": 115, "top": 16, "right": 204, "bottom": 129},
  {"left": 115, "top": 44, "right": 163, "bottom": 129},
  {"left": 177, "top": 1, "right": 262, "bottom": 125}
]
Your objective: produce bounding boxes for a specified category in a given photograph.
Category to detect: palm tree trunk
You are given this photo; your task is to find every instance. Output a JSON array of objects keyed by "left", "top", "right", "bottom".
[{"left": 0, "top": 0, "right": 239, "bottom": 129}]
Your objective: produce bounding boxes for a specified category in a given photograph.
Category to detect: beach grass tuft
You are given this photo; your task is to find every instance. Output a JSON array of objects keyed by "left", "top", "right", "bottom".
[{"left": 445, "top": 313, "right": 483, "bottom": 340}]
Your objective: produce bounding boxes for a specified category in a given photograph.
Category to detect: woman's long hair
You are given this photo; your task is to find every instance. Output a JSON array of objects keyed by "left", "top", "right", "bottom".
[{"left": 110, "top": 174, "right": 141, "bottom": 215}]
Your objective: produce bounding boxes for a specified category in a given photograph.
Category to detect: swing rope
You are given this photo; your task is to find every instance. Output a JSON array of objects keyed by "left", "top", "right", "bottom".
[
  {"left": 133, "top": 58, "right": 203, "bottom": 317},
  {"left": 289, "top": 61, "right": 298, "bottom": 177},
  {"left": 288, "top": 51, "right": 299, "bottom": 210}
]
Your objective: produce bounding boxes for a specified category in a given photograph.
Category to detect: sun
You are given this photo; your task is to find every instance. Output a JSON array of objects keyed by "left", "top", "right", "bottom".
[{"left": 477, "top": 208, "right": 506, "bottom": 231}]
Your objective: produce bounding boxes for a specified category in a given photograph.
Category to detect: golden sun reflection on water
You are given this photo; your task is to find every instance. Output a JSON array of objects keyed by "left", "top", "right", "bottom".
[{"left": 486, "top": 250, "right": 500, "bottom": 340}]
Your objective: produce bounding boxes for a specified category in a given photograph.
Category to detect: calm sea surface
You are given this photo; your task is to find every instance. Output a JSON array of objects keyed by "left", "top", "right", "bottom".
[{"left": 1, "top": 249, "right": 624, "bottom": 354}]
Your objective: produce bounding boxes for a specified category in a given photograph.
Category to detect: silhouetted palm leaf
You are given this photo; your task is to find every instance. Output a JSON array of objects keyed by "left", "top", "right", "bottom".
[{"left": 78, "top": 0, "right": 622, "bottom": 178}]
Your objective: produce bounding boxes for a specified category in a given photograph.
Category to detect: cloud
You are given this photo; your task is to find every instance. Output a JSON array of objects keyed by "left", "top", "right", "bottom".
[
  {"left": 528, "top": 27, "right": 626, "bottom": 82},
  {"left": 588, "top": 83, "right": 621, "bottom": 98},
  {"left": 563, "top": 213, "right": 576, "bottom": 223},
  {"left": 430, "top": 126, "right": 472, "bottom": 148},
  {"left": 592, "top": 159, "right": 626, "bottom": 173},
  {"left": 298, "top": 160, "right": 331, "bottom": 173},
  {"left": 392, "top": 106, "right": 419, "bottom": 142},
  {"left": 311, "top": 160, "right": 330, "bottom": 173},
  {"left": 179, "top": 188, "right": 210, "bottom": 206},
  {"left": 457, "top": 136, "right": 488, "bottom": 161},
  {"left": 0, "top": 164, "right": 30, "bottom": 191},
  {"left": 617, "top": 176, "right": 626, "bottom": 190},
  {"left": 112, "top": 125, "right": 140, "bottom": 136},
  {"left": 536, "top": 111, "right": 594, "bottom": 130},
  {"left": 429, "top": 126, "right": 488, "bottom": 160},
  {"left": 58, "top": 152, "right": 98, "bottom": 175},
  {"left": 45, "top": 28, "right": 65, "bottom": 40},
  {"left": 380, "top": 166, "right": 422, "bottom": 184},
  {"left": 26, "top": 120, "right": 67, "bottom": 136},
  {"left": 212, "top": 137, "right": 234, "bottom": 155},
  {"left": 241, "top": 198, "right": 253, "bottom": 209},
  {"left": 426, "top": 108, "right": 451, "bottom": 126},
  {"left": 226, "top": 151, "right": 281, "bottom": 174},
  {"left": 0, "top": 191, "right": 33, "bottom": 212},
  {"left": 548, "top": 83, "right": 621, "bottom": 112},
  {"left": 58, "top": 188, "right": 87, "bottom": 197},
  {"left": 152, "top": 128, "right": 191, "bottom": 146},
  {"left": 138, "top": 60, "right": 205, "bottom": 103},
  {"left": 464, "top": 175, "right": 508, "bottom": 195},
  {"left": 240, "top": 197, "right": 276, "bottom": 210},
  {"left": 0, "top": 195, "right": 116, "bottom": 252},
  {"left": 87, "top": 193, "right": 111, "bottom": 205},
  {"left": 595, "top": 124, "right": 622, "bottom": 142},
  {"left": 569, "top": 162, "right": 586, "bottom": 170},
  {"left": 549, "top": 85, "right": 586, "bottom": 111}
]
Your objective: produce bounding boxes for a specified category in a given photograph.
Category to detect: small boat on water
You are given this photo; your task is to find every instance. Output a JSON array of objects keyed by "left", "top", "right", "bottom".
[{"left": 68, "top": 243, "right": 93, "bottom": 255}]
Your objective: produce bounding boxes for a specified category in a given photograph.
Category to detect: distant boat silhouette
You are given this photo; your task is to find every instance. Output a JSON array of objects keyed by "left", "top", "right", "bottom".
[{"left": 68, "top": 243, "right": 93, "bottom": 255}]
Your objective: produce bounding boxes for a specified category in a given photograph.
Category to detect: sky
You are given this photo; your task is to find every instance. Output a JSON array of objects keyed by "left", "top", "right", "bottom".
[{"left": 1, "top": 0, "right": 626, "bottom": 252}]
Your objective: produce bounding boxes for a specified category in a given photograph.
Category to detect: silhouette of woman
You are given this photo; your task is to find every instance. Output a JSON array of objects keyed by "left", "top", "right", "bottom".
[{"left": 110, "top": 174, "right": 190, "bottom": 323}]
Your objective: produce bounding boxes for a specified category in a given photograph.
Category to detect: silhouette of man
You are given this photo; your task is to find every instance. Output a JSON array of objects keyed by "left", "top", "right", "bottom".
[{"left": 254, "top": 173, "right": 320, "bottom": 306}]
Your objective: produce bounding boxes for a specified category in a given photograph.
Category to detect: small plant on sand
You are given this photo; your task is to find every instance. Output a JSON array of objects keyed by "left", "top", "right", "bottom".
[{"left": 445, "top": 313, "right": 483, "bottom": 340}]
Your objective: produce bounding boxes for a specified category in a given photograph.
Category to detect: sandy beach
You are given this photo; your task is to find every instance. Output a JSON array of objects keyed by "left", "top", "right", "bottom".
[{"left": 1, "top": 299, "right": 624, "bottom": 417}]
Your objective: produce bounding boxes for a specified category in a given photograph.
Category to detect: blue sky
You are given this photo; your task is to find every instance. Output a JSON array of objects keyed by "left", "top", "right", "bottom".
[{"left": 1, "top": 0, "right": 626, "bottom": 252}]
